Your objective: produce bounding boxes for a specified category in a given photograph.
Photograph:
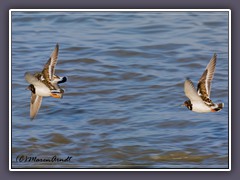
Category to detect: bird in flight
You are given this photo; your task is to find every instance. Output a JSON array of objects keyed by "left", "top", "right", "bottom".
[
  {"left": 25, "top": 43, "right": 67, "bottom": 119},
  {"left": 183, "top": 53, "right": 224, "bottom": 113}
]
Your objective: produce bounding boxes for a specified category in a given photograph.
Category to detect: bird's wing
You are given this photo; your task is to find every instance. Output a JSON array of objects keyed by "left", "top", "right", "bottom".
[
  {"left": 25, "top": 72, "right": 47, "bottom": 87},
  {"left": 30, "top": 93, "right": 43, "bottom": 120},
  {"left": 197, "top": 53, "right": 217, "bottom": 98},
  {"left": 42, "top": 43, "right": 59, "bottom": 81},
  {"left": 184, "top": 79, "right": 203, "bottom": 103}
]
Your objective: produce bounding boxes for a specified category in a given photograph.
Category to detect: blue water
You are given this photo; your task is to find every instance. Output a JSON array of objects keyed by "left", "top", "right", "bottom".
[{"left": 11, "top": 11, "right": 229, "bottom": 169}]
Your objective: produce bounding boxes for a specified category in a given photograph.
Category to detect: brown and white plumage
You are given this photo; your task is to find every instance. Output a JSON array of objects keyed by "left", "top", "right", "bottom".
[
  {"left": 42, "top": 43, "right": 59, "bottom": 82},
  {"left": 30, "top": 93, "right": 43, "bottom": 119},
  {"left": 197, "top": 53, "right": 216, "bottom": 101},
  {"left": 25, "top": 44, "right": 67, "bottom": 120},
  {"left": 183, "top": 53, "right": 224, "bottom": 113}
]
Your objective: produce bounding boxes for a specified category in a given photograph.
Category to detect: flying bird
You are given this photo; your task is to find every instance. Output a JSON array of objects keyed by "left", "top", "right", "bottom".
[
  {"left": 183, "top": 53, "right": 224, "bottom": 113},
  {"left": 25, "top": 43, "right": 67, "bottom": 119}
]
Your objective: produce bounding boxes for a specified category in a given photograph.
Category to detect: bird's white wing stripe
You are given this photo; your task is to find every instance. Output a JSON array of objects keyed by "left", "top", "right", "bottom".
[
  {"left": 49, "top": 44, "right": 59, "bottom": 80},
  {"left": 204, "top": 53, "right": 217, "bottom": 97}
]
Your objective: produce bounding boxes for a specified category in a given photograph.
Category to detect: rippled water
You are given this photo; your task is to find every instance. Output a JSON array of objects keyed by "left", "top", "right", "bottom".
[{"left": 11, "top": 11, "right": 229, "bottom": 169}]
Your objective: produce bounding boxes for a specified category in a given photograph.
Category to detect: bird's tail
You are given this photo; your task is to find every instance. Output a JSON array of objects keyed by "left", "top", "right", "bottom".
[{"left": 213, "top": 103, "right": 224, "bottom": 112}]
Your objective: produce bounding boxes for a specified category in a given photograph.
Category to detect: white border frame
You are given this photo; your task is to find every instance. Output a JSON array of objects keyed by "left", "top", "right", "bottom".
[{"left": 9, "top": 9, "right": 231, "bottom": 171}]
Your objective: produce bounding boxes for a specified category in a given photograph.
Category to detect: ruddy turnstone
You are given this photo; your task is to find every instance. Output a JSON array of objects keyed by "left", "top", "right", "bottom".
[
  {"left": 25, "top": 43, "right": 67, "bottom": 119},
  {"left": 183, "top": 53, "right": 224, "bottom": 113}
]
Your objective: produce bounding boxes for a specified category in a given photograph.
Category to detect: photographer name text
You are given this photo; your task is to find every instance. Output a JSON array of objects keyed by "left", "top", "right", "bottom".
[{"left": 16, "top": 155, "right": 72, "bottom": 163}]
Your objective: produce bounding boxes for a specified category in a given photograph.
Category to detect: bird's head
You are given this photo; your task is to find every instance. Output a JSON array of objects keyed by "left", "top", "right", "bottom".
[
  {"left": 26, "top": 84, "right": 35, "bottom": 94},
  {"left": 182, "top": 100, "right": 192, "bottom": 110}
]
